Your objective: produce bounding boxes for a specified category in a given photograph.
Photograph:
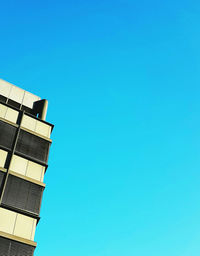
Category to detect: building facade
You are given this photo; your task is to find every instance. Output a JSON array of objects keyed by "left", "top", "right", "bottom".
[{"left": 0, "top": 79, "right": 53, "bottom": 255}]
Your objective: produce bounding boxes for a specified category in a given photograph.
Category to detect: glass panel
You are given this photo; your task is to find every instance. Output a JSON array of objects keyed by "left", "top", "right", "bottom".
[
  {"left": 3, "top": 175, "right": 44, "bottom": 215},
  {"left": 0, "top": 236, "right": 34, "bottom": 256},
  {"left": 16, "top": 130, "right": 50, "bottom": 163},
  {"left": 0, "top": 95, "right": 7, "bottom": 103},
  {"left": 0, "top": 171, "right": 5, "bottom": 191},
  {"left": 0, "top": 120, "right": 17, "bottom": 150}
]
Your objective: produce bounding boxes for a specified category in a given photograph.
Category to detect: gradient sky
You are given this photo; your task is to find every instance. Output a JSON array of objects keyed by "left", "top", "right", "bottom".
[{"left": 1, "top": 1, "right": 200, "bottom": 255}]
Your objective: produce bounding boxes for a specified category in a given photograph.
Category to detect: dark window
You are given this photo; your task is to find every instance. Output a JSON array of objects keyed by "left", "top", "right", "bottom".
[
  {"left": 0, "top": 171, "right": 5, "bottom": 190},
  {"left": 0, "top": 95, "right": 7, "bottom": 103},
  {"left": 7, "top": 99, "right": 21, "bottom": 109},
  {"left": 3, "top": 175, "right": 44, "bottom": 215},
  {"left": 0, "top": 236, "right": 9, "bottom": 256},
  {"left": 0, "top": 236, "right": 35, "bottom": 256},
  {"left": 16, "top": 130, "right": 50, "bottom": 163},
  {"left": 0, "top": 121, "right": 17, "bottom": 150},
  {"left": 21, "top": 105, "right": 36, "bottom": 116}
]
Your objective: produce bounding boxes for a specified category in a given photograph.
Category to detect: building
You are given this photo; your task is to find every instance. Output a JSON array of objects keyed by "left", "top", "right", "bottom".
[{"left": 0, "top": 79, "right": 53, "bottom": 255}]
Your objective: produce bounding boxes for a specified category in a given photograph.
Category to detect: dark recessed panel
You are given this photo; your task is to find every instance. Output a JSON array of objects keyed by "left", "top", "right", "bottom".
[
  {"left": 0, "top": 95, "right": 7, "bottom": 103},
  {"left": 16, "top": 130, "right": 50, "bottom": 163},
  {"left": 7, "top": 99, "right": 21, "bottom": 109},
  {"left": 21, "top": 105, "right": 36, "bottom": 116},
  {"left": 3, "top": 175, "right": 44, "bottom": 215},
  {"left": 0, "top": 236, "right": 35, "bottom": 256},
  {"left": 0, "top": 236, "right": 10, "bottom": 256},
  {"left": 0, "top": 121, "right": 17, "bottom": 150},
  {"left": 0, "top": 171, "right": 5, "bottom": 190}
]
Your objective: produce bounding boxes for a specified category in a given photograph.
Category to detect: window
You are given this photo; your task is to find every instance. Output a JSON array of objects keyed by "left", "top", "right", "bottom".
[
  {"left": 0, "top": 171, "right": 5, "bottom": 190},
  {"left": 0, "top": 233, "right": 35, "bottom": 256},
  {"left": 0, "top": 121, "right": 16, "bottom": 150},
  {"left": 3, "top": 175, "right": 44, "bottom": 215},
  {"left": 0, "top": 95, "right": 7, "bottom": 103},
  {"left": 16, "top": 130, "right": 50, "bottom": 163}
]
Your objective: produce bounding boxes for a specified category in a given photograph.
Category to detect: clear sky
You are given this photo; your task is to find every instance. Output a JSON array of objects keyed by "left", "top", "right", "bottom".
[{"left": 1, "top": 1, "right": 200, "bottom": 255}]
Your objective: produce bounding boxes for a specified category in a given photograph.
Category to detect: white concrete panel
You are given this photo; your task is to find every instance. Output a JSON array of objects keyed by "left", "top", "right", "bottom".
[
  {"left": 23, "top": 91, "right": 40, "bottom": 108},
  {"left": 35, "top": 120, "right": 51, "bottom": 138},
  {"left": 9, "top": 86, "right": 24, "bottom": 104},
  {"left": 30, "top": 219, "right": 37, "bottom": 241},
  {"left": 21, "top": 115, "right": 37, "bottom": 131},
  {"left": 0, "top": 79, "right": 41, "bottom": 109},
  {"left": 0, "top": 208, "right": 16, "bottom": 234},
  {"left": 10, "top": 155, "right": 28, "bottom": 176},
  {"left": 26, "top": 161, "right": 44, "bottom": 181},
  {"left": 0, "top": 79, "right": 12, "bottom": 97},
  {"left": 40, "top": 167, "right": 45, "bottom": 182},
  {"left": 5, "top": 107, "right": 18, "bottom": 123},
  {"left": 14, "top": 214, "right": 35, "bottom": 240},
  {"left": 0, "top": 149, "right": 8, "bottom": 168},
  {"left": 0, "top": 104, "right": 7, "bottom": 119}
]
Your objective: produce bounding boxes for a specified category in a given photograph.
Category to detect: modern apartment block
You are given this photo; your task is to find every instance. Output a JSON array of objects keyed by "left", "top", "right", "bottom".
[{"left": 0, "top": 79, "right": 53, "bottom": 255}]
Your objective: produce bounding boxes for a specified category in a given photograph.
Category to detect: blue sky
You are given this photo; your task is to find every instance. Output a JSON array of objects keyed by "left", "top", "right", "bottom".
[{"left": 1, "top": 1, "right": 200, "bottom": 255}]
